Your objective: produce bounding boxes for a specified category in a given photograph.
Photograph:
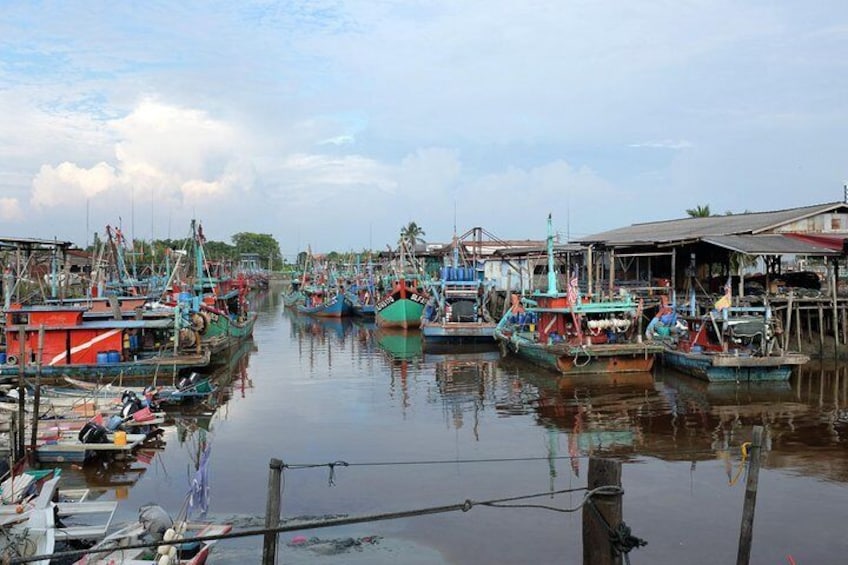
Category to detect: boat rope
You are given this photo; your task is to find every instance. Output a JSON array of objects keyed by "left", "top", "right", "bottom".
[
  {"left": 13, "top": 485, "right": 607, "bottom": 564},
  {"left": 584, "top": 488, "right": 647, "bottom": 565},
  {"left": 573, "top": 346, "right": 592, "bottom": 367}
]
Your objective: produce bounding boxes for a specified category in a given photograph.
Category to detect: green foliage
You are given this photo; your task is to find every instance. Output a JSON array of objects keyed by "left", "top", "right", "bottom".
[
  {"left": 399, "top": 221, "right": 426, "bottom": 248},
  {"left": 686, "top": 204, "right": 712, "bottom": 217},
  {"left": 232, "top": 232, "right": 282, "bottom": 270}
]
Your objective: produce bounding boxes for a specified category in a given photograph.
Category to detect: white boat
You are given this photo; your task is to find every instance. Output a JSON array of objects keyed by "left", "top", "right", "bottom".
[
  {"left": 0, "top": 474, "right": 117, "bottom": 564},
  {"left": 77, "top": 518, "right": 232, "bottom": 564}
]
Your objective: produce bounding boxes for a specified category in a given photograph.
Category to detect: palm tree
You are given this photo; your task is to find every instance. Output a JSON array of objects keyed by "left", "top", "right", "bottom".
[
  {"left": 686, "top": 204, "right": 711, "bottom": 217},
  {"left": 399, "top": 221, "right": 426, "bottom": 250}
]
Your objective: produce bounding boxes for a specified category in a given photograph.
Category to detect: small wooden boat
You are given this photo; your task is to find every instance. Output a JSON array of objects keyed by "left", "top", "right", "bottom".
[
  {"left": 35, "top": 430, "right": 150, "bottom": 464},
  {"left": 76, "top": 520, "right": 232, "bottom": 564}
]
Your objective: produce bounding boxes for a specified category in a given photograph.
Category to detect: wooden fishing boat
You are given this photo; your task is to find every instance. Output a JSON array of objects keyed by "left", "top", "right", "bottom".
[
  {"left": 0, "top": 305, "right": 211, "bottom": 384},
  {"left": 35, "top": 428, "right": 152, "bottom": 464},
  {"left": 296, "top": 287, "right": 351, "bottom": 317},
  {"left": 648, "top": 303, "right": 809, "bottom": 382},
  {"left": 76, "top": 520, "right": 232, "bottom": 564},
  {"left": 375, "top": 277, "right": 428, "bottom": 329},
  {"left": 421, "top": 249, "right": 496, "bottom": 343},
  {"left": 494, "top": 216, "right": 663, "bottom": 375}
]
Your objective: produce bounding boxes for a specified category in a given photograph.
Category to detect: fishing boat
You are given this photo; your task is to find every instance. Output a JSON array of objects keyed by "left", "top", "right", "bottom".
[
  {"left": 646, "top": 293, "right": 809, "bottom": 382},
  {"left": 0, "top": 305, "right": 210, "bottom": 384},
  {"left": 0, "top": 472, "right": 118, "bottom": 563},
  {"left": 76, "top": 518, "right": 232, "bottom": 564},
  {"left": 421, "top": 240, "right": 496, "bottom": 343},
  {"left": 296, "top": 286, "right": 351, "bottom": 317},
  {"left": 374, "top": 276, "right": 428, "bottom": 329},
  {"left": 174, "top": 221, "right": 258, "bottom": 357},
  {"left": 494, "top": 216, "right": 663, "bottom": 375},
  {"left": 282, "top": 278, "right": 305, "bottom": 308}
]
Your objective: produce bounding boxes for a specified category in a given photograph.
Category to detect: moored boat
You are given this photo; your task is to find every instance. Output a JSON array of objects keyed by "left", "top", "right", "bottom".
[
  {"left": 647, "top": 294, "right": 809, "bottom": 382},
  {"left": 494, "top": 216, "right": 663, "bottom": 375}
]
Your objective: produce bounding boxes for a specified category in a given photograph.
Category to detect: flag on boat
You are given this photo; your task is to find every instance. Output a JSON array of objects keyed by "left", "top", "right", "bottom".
[
  {"left": 714, "top": 281, "right": 732, "bottom": 311},
  {"left": 567, "top": 269, "right": 580, "bottom": 306}
]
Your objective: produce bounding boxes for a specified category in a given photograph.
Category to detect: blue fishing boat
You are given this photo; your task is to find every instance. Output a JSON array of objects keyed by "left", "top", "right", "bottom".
[{"left": 296, "top": 287, "right": 351, "bottom": 317}]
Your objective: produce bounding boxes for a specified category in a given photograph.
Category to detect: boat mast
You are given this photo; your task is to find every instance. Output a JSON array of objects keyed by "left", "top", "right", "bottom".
[{"left": 546, "top": 214, "right": 557, "bottom": 296}]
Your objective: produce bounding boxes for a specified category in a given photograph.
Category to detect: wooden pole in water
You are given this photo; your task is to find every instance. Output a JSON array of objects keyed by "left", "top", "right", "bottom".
[
  {"left": 736, "top": 425, "right": 764, "bottom": 565},
  {"left": 263, "top": 458, "right": 284, "bottom": 565},
  {"left": 583, "top": 458, "right": 623, "bottom": 565},
  {"left": 783, "top": 292, "right": 793, "bottom": 353},
  {"left": 831, "top": 266, "right": 839, "bottom": 353},
  {"left": 818, "top": 303, "right": 825, "bottom": 355},
  {"left": 796, "top": 301, "right": 802, "bottom": 352},
  {"left": 29, "top": 325, "right": 45, "bottom": 454}
]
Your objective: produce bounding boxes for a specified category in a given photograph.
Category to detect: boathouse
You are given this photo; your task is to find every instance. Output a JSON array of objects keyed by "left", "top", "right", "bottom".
[{"left": 573, "top": 200, "right": 848, "bottom": 355}]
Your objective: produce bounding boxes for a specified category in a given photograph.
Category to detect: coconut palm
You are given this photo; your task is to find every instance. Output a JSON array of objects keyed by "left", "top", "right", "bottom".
[
  {"left": 399, "top": 222, "right": 426, "bottom": 250},
  {"left": 686, "top": 204, "right": 711, "bottom": 217}
]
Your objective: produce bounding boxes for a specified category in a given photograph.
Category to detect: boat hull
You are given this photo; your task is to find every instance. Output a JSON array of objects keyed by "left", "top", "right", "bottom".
[
  {"left": 375, "top": 298, "right": 424, "bottom": 329},
  {"left": 497, "top": 332, "right": 660, "bottom": 375},
  {"left": 662, "top": 349, "right": 808, "bottom": 382},
  {"left": 296, "top": 295, "right": 351, "bottom": 318},
  {"left": 421, "top": 321, "right": 496, "bottom": 343}
]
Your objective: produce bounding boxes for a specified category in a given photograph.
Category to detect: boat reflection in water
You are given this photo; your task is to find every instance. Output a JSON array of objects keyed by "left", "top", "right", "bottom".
[{"left": 426, "top": 346, "right": 500, "bottom": 439}]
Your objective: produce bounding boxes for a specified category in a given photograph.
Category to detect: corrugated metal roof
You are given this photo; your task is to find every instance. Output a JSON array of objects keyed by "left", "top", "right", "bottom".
[
  {"left": 575, "top": 201, "right": 848, "bottom": 246},
  {"left": 701, "top": 235, "right": 841, "bottom": 256}
]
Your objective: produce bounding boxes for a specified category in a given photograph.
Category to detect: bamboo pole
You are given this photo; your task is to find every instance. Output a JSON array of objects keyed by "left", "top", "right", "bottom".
[
  {"left": 819, "top": 303, "right": 825, "bottom": 355},
  {"left": 796, "top": 301, "right": 802, "bottom": 352}
]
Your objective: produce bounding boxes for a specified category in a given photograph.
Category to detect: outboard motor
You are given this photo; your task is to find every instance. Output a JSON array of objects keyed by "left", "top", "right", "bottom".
[
  {"left": 78, "top": 421, "right": 109, "bottom": 444},
  {"left": 178, "top": 372, "right": 200, "bottom": 391},
  {"left": 141, "top": 385, "right": 160, "bottom": 411},
  {"left": 120, "top": 391, "right": 143, "bottom": 420}
]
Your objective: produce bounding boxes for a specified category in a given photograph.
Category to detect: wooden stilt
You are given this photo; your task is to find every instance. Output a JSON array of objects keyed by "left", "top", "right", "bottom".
[{"left": 736, "top": 426, "right": 765, "bottom": 565}]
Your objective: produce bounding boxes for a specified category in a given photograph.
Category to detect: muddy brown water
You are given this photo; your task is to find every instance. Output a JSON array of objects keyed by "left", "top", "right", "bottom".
[{"left": 58, "top": 287, "right": 848, "bottom": 564}]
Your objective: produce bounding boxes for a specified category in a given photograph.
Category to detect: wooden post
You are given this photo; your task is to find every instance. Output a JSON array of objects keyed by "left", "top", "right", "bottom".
[
  {"left": 263, "top": 458, "right": 284, "bottom": 565},
  {"left": 583, "top": 458, "right": 623, "bottom": 565},
  {"left": 783, "top": 293, "right": 793, "bottom": 353},
  {"left": 818, "top": 303, "right": 825, "bottom": 356},
  {"left": 796, "top": 302, "right": 802, "bottom": 352},
  {"left": 832, "top": 268, "right": 840, "bottom": 351},
  {"left": 736, "top": 426, "right": 765, "bottom": 565},
  {"left": 29, "top": 326, "right": 45, "bottom": 453}
]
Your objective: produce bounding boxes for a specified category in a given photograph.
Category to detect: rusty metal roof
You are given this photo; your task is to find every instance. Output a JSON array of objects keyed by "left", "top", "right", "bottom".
[
  {"left": 576, "top": 201, "right": 848, "bottom": 246},
  {"left": 701, "top": 235, "right": 841, "bottom": 256}
]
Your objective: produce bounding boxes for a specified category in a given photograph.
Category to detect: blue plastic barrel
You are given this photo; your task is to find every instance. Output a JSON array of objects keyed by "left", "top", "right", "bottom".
[
  {"left": 441, "top": 267, "right": 449, "bottom": 281},
  {"left": 107, "top": 350, "right": 121, "bottom": 363},
  {"left": 96, "top": 352, "right": 109, "bottom": 364},
  {"left": 0, "top": 352, "right": 6, "bottom": 364},
  {"left": 129, "top": 335, "right": 139, "bottom": 350}
]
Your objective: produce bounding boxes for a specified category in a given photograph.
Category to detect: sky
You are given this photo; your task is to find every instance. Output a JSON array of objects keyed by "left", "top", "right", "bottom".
[{"left": 2, "top": 1, "right": 848, "bottom": 260}]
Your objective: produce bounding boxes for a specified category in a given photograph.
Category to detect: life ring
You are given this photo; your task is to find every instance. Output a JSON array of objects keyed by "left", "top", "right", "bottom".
[{"left": 6, "top": 355, "right": 17, "bottom": 365}]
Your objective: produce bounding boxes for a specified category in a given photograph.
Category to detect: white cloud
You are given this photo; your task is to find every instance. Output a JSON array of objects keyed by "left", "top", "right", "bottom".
[
  {"left": 31, "top": 161, "right": 118, "bottom": 207},
  {"left": 629, "top": 140, "right": 693, "bottom": 150},
  {"left": 0, "top": 198, "right": 24, "bottom": 221}
]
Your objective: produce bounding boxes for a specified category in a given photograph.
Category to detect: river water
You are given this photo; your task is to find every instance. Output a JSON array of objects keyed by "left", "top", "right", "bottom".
[{"left": 62, "top": 285, "right": 848, "bottom": 564}]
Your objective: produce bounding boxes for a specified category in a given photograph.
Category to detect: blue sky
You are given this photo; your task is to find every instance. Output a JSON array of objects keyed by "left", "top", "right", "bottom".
[{"left": 1, "top": 1, "right": 847, "bottom": 259}]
